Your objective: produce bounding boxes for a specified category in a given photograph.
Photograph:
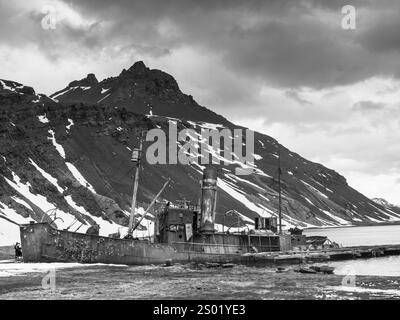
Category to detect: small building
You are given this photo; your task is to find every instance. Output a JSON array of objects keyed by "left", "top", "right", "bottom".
[{"left": 306, "top": 236, "right": 339, "bottom": 250}]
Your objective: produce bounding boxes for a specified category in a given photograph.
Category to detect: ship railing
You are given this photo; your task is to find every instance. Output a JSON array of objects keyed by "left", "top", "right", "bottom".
[
  {"left": 134, "top": 236, "right": 153, "bottom": 241},
  {"left": 170, "top": 241, "right": 280, "bottom": 254}
]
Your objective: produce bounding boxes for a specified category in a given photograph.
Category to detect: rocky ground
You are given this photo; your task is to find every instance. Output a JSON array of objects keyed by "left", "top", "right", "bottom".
[{"left": 0, "top": 262, "right": 399, "bottom": 300}]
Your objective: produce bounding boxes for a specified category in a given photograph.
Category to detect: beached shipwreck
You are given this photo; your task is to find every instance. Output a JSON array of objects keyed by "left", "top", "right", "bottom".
[
  {"left": 20, "top": 165, "right": 301, "bottom": 265},
  {"left": 20, "top": 164, "right": 400, "bottom": 266}
]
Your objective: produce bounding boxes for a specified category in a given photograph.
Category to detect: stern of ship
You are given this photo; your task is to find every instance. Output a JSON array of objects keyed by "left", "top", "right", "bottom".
[{"left": 20, "top": 222, "right": 54, "bottom": 262}]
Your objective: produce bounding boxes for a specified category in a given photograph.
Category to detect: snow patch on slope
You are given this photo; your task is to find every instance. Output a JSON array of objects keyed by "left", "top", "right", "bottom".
[
  {"left": 48, "top": 130, "right": 66, "bottom": 158},
  {"left": 217, "top": 178, "right": 270, "bottom": 218},
  {"left": 4, "top": 172, "right": 75, "bottom": 229},
  {"left": 65, "top": 163, "right": 96, "bottom": 193},
  {"left": 38, "top": 114, "right": 49, "bottom": 123},
  {"left": 29, "top": 159, "right": 64, "bottom": 193},
  {"left": 300, "top": 180, "right": 329, "bottom": 199},
  {"left": 66, "top": 119, "right": 74, "bottom": 131},
  {"left": 321, "top": 210, "right": 351, "bottom": 225}
]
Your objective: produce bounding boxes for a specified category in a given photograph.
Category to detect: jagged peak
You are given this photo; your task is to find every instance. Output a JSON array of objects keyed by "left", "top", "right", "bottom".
[
  {"left": 0, "top": 79, "right": 36, "bottom": 96},
  {"left": 68, "top": 73, "right": 98, "bottom": 88},
  {"left": 0, "top": 79, "right": 23, "bottom": 88},
  {"left": 372, "top": 198, "right": 391, "bottom": 207},
  {"left": 372, "top": 197, "right": 400, "bottom": 208},
  {"left": 86, "top": 73, "right": 98, "bottom": 83},
  {"left": 119, "top": 61, "right": 150, "bottom": 78},
  {"left": 127, "top": 61, "right": 148, "bottom": 74}
]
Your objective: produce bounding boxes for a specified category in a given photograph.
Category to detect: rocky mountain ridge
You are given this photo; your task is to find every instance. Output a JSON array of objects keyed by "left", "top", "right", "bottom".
[{"left": 1, "top": 63, "right": 400, "bottom": 245}]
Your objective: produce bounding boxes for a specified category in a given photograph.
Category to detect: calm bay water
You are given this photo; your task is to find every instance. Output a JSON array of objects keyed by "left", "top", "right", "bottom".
[
  {"left": 303, "top": 224, "right": 400, "bottom": 247},
  {"left": 304, "top": 224, "right": 400, "bottom": 276}
]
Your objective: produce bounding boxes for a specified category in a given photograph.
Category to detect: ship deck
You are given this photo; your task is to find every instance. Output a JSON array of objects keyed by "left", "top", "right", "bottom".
[{"left": 18, "top": 222, "right": 400, "bottom": 266}]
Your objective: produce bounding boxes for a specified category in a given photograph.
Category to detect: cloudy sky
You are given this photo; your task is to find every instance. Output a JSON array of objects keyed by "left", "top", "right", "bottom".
[{"left": 1, "top": 0, "right": 400, "bottom": 204}]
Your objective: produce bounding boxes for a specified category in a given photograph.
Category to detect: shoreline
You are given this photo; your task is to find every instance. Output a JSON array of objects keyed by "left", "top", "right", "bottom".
[
  {"left": 304, "top": 221, "right": 400, "bottom": 231},
  {"left": 1, "top": 263, "right": 399, "bottom": 300}
]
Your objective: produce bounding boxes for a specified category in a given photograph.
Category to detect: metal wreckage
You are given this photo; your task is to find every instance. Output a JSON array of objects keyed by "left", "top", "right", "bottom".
[{"left": 19, "top": 134, "right": 400, "bottom": 267}]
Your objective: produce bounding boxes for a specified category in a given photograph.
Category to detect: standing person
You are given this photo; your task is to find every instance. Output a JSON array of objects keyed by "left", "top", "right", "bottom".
[{"left": 14, "top": 242, "right": 22, "bottom": 261}]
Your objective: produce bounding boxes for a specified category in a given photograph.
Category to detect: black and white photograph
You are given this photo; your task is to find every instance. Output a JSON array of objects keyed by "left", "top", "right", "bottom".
[{"left": 1, "top": 0, "right": 400, "bottom": 305}]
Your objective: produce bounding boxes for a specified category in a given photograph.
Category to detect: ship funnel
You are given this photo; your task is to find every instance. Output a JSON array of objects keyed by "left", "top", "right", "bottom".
[{"left": 200, "top": 165, "right": 218, "bottom": 232}]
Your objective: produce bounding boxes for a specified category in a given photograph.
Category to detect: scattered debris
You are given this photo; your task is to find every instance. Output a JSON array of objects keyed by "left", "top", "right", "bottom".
[{"left": 165, "top": 259, "right": 173, "bottom": 267}]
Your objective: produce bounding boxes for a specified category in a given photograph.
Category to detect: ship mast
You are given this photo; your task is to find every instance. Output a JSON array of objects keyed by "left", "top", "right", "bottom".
[
  {"left": 128, "top": 131, "right": 145, "bottom": 236},
  {"left": 278, "top": 145, "right": 282, "bottom": 234},
  {"left": 131, "top": 178, "right": 171, "bottom": 232}
]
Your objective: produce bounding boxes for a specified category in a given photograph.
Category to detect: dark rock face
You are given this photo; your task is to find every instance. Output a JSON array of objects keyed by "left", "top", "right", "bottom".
[
  {"left": 0, "top": 79, "right": 36, "bottom": 98},
  {"left": 1, "top": 63, "right": 400, "bottom": 241},
  {"left": 68, "top": 73, "right": 98, "bottom": 88},
  {"left": 0, "top": 87, "right": 153, "bottom": 235},
  {"left": 50, "top": 61, "right": 229, "bottom": 124},
  {"left": 372, "top": 198, "right": 400, "bottom": 216},
  {"left": 127, "top": 61, "right": 149, "bottom": 74}
]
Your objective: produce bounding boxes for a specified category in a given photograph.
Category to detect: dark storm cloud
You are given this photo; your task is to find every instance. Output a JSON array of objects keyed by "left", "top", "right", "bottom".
[
  {"left": 360, "top": 17, "right": 400, "bottom": 54},
  {"left": 2, "top": 0, "right": 400, "bottom": 202},
  {"left": 0, "top": 2, "right": 105, "bottom": 62},
  {"left": 58, "top": 0, "right": 400, "bottom": 89},
  {"left": 2, "top": 0, "right": 400, "bottom": 88}
]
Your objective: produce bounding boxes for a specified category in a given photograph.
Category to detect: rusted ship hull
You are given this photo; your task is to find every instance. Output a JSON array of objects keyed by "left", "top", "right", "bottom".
[
  {"left": 19, "top": 223, "right": 283, "bottom": 266},
  {"left": 18, "top": 166, "right": 297, "bottom": 266},
  {"left": 20, "top": 223, "right": 400, "bottom": 266}
]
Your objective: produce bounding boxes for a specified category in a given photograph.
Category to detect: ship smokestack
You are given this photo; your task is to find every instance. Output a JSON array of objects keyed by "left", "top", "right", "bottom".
[{"left": 200, "top": 165, "right": 218, "bottom": 232}]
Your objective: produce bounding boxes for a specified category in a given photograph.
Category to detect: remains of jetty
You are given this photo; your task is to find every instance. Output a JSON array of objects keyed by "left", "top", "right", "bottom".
[{"left": 242, "top": 244, "right": 400, "bottom": 265}]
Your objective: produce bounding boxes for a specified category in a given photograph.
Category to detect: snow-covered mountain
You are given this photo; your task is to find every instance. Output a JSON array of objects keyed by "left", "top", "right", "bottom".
[
  {"left": 1, "top": 63, "right": 400, "bottom": 245},
  {"left": 50, "top": 61, "right": 229, "bottom": 125},
  {"left": 372, "top": 198, "right": 400, "bottom": 217}
]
